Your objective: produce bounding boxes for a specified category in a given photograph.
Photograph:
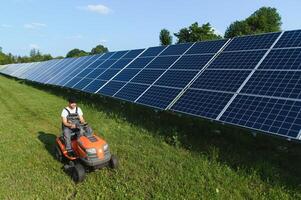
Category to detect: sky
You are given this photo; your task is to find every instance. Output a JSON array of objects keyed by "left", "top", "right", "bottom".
[{"left": 0, "top": 0, "right": 301, "bottom": 57}]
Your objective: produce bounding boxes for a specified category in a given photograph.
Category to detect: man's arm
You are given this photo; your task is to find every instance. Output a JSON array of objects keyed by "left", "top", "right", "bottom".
[
  {"left": 62, "top": 117, "right": 76, "bottom": 128},
  {"left": 79, "top": 115, "right": 86, "bottom": 124}
]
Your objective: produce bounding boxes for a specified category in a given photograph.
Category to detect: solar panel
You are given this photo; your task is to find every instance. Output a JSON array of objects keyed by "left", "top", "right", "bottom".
[
  {"left": 185, "top": 39, "right": 228, "bottom": 54},
  {"left": 136, "top": 86, "right": 181, "bottom": 109},
  {"left": 114, "top": 83, "right": 149, "bottom": 102},
  {"left": 208, "top": 50, "right": 267, "bottom": 69},
  {"left": 224, "top": 32, "right": 281, "bottom": 51},
  {"left": 219, "top": 95, "right": 301, "bottom": 138},
  {"left": 170, "top": 54, "right": 214, "bottom": 70},
  {"left": 274, "top": 30, "right": 301, "bottom": 48},
  {"left": 98, "top": 81, "right": 125, "bottom": 96},
  {"left": 82, "top": 79, "right": 107, "bottom": 93},
  {"left": 130, "top": 69, "right": 165, "bottom": 84},
  {"left": 145, "top": 56, "right": 180, "bottom": 69},
  {"left": 125, "top": 57, "right": 154, "bottom": 69},
  {"left": 171, "top": 89, "right": 234, "bottom": 119},
  {"left": 3, "top": 30, "right": 301, "bottom": 142},
  {"left": 154, "top": 70, "right": 198, "bottom": 88},
  {"left": 191, "top": 70, "right": 251, "bottom": 92},
  {"left": 112, "top": 69, "right": 141, "bottom": 82},
  {"left": 140, "top": 46, "right": 166, "bottom": 57},
  {"left": 258, "top": 48, "right": 301, "bottom": 70},
  {"left": 240, "top": 70, "right": 301, "bottom": 99},
  {"left": 160, "top": 43, "right": 193, "bottom": 55}
]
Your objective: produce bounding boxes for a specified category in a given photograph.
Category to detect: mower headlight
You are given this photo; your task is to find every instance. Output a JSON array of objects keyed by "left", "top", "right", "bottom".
[
  {"left": 86, "top": 148, "right": 97, "bottom": 154},
  {"left": 103, "top": 144, "right": 109, "bottom": 151}
]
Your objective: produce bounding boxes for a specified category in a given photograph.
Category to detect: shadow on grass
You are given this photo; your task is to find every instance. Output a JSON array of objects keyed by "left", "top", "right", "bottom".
[
  {"left": 13, "top": 77, "right": 301, "bottom": 191},
  {"left": 38, "top": 131, "right": 57, "bottom": 160}
]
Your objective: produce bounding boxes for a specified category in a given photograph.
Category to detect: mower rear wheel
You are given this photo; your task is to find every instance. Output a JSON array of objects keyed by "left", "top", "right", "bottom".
[
  {"left": 55, "top": 145, "right": 64, "bottom": 162},
  {"left": 72, "top": 163, "right": 86, "bottom": 183},
  {"left": 109, "top": 155, "right": 118, "bottom": 169}
]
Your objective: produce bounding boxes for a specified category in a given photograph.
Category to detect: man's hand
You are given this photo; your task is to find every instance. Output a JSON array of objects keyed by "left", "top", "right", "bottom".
[{"left": 70, "top": 124, "right": 76, "bottom": 129}]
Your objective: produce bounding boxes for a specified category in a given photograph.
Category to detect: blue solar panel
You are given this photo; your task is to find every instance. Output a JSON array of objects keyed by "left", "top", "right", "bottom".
[
  {"left": 112, "top": 69, "right": 140, "bottom": 82},
  {"left": 140, "top": 46, "right": 166, "bottom": 57},
  {"left": 170, "top": 54, "right": 213, "bottom": 70},
  {"left": 220, "top": 95, "right": 301, "bottom": 138},
  {"left": 208, "top": 50, "right": 267, "bottom": 69},
  {"left": 86, "top": 69, "right": 106, "bottom": 79},
  {"left": 241, "top": 70, "right": 301, "bottom": 99},
  {"left": 160, "top": 43, "right": 193, "bottom": 56},
  {"left": 125, "top": 57, "right": 154, "bottom": 69},
  {"left": 109, "top": 59, "right": 132, "bottom": 69},
  {"left": 123, "top": 49, "right": 144, "bottom": 58},
  {"left": 97, "top": 69, "right": 120, "bottom": 80},
  {"left": 82, "top": 79, "right": 106, "bottom": 93},
  {"left": 65, "top": 77, "right": 82, "bottom": 88},
  {"left": 76, "top": 68, "right": 95, "bottom": 78},
  {"left": 97, "top": 59, "right": 118, "bottom": 69},
  {"left": 55, "top": 56, "right": 97, "bottom": 85},
  {"left": 110, "top": 51, "right": 128, "bottom": 59},
  {"left": 225, "top": 32, "right": 280, "bottom": 51},
  {"left": 130, "top": 69, "right": 164, "bottom": 84},
  {"left": 4, "top": 29, "right": 301, "bottom": 141},
  {"left": 87, "top": 59, "right": 106, "bottom": 69},
  {"left": 185, "top": 39, "right": 227, "bottom": 54},
  {"left": 99, "top": 52, "right": 115, "bottom": 59},
  {"left": 171, "top": 89, "right": 234, "bottom": 119},
  {"left": 154, "top": 70, "right": 198, "bottom": 88},
  {"left": 274, "top": 30, "right": 301, "bottom": 48},
  {"left": 98, "top": 81, "right": 126, "bottom": 96},
  {"left": 136, "top": 86, "right": 181, "bottom": 109},
  {"left": 258, "top": 49, "right": 301, "bottom": 70},
  {"left": 191, "top": 70, "right": 251, "bottom": 92},
  {"left": 73, "top": 78, "right": 93, "bottom": 90},
  {"left": 114, "top": 83, "right": 149, "bottom": 102},
  {"left": 145, "top": 56, "right": 179, "bottom": 69}
]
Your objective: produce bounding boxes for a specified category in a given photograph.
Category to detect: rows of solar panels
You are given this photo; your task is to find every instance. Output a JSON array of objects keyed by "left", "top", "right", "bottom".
[{"left": 1, "top": 29, "right": 301, "bottom": 141}]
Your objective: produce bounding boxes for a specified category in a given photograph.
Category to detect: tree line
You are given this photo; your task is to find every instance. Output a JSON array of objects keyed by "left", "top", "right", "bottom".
[
  {"left": 0, "top": 7, "right": 281, "bottom": 65},
  {"left": 159, "top": 7, "right": 281, "bottom": 45}
]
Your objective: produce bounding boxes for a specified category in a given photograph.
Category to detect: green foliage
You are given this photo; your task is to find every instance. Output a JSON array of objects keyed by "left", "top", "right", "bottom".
[
  {"left": 90, "top": 44, "right": 109, "bottom": 55},
  {"left": 174, "top": 22, "right": 222, "bottom": 43},
  {"left": 159, "top": 29, "right": 173, "bottom": 45},
  {"left": 66, "top": 48, "right": 89, "bottom": 58},
  {"left": 225, "top": 7, "right": 282, "bottom": 38}
]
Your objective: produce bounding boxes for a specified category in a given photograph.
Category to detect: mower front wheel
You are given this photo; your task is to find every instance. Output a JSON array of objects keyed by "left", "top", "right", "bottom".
[
  {"left": 72, "top": 163, "right": 86, "bottom": 183},
  {"left": 109, "top": 155, "right": 118, "bottom": 169}
]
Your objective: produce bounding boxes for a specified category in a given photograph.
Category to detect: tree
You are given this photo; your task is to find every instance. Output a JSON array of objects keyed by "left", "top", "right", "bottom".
[
  {"left": 174, "top": 22, "right": 222, "bottom": 43},
  {"left": 159, "top": 29, "right": 173, "bottom": 45},
  {"left": 225, "top": 7, "right": 282, "bottom": 38},
  {"left": 66, "top": 48, "right": 88, "bottom": 58},
  {"left": 90, "top": 44, "right": 108, "bottom": 55}
]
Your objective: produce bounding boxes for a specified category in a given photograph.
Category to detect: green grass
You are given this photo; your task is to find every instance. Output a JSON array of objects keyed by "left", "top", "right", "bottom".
[{"left": 0, "top": 74, "right": 300, "bottom": 200}]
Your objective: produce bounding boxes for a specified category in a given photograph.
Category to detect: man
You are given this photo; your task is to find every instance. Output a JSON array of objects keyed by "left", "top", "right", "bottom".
[{"left": 61, "top": 97, "right": 86, "bottom": 156}]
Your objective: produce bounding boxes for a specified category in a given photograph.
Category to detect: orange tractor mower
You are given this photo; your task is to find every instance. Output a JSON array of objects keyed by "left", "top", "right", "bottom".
[{"left": 55, "top": 123, "right": 118, "bottom": 182}]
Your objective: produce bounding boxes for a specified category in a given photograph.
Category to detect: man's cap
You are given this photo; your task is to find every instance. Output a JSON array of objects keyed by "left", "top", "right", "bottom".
[{"left": 68, "top": 97, "right": 77, "bottom": 103}]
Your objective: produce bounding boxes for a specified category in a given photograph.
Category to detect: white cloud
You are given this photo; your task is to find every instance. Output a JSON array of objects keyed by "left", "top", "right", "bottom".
[
  {"left": 80, "top": 4, "right": 112, "bottom": 15},
  {"left": 1, "top": 24, "right": 13, "bottom": 28},
  {"left": 24, "top": 22, "right": 47, "bottom": 29},
  {"left": 29, "top": 44, "right": 39, "bottom": 49}
]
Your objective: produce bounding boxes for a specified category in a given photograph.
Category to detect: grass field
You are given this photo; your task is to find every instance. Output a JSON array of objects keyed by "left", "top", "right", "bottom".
[{"left": 0, "top": 74, "right": 300, "bottom": 200}]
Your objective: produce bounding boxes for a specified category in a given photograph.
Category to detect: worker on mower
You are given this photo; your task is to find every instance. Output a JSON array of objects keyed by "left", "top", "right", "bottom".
[{"left": 61, "top": 97, "right": 86, "bottom": 156}]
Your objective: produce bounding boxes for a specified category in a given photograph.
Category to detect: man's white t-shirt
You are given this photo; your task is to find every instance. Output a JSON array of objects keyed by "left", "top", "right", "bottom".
[{"left": 61, "top": 107, "right": 83, "bottom": 118}]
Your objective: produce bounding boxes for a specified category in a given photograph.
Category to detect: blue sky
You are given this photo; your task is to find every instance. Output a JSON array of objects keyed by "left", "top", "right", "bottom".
[{"left": 0, "top": 0, "right": 300, "bottom": 57}]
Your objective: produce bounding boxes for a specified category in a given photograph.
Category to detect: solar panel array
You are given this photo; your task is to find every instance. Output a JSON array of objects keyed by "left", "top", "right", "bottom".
[{"left": 1, "top": 29, "right": 301, "bottom": 142}]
